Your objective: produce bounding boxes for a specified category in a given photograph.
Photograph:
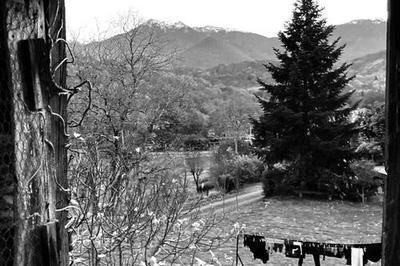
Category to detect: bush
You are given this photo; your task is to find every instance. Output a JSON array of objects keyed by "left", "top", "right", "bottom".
[
  {"left": 210, "top": 156, "right": 235, "bottom": 193},
  {"left": 215, "top": 173, "right": 236, "bottom": 193},
  {"left": 210, "top": 155, "right": 263, "bottom": 193},
  {"left": 261, "top": 159, "right": 383, "bottom": 202},
  {"left": 232, "top": 155, "right": 264, "bottom": 186},
  {"left": 311, "top": 160, "right": 382, "bottom": 202},
  {"left": 182, "top": 134, "right": 210, "bottom": 151},
  {"left": 210, "top": 140, "right": 262, "bottom": 193},
  {"left": 261, "top": 163, "right": 295, "bottom": 197},
  {"left": 349, "top": 159, "right": 383, "bottom": 202}
]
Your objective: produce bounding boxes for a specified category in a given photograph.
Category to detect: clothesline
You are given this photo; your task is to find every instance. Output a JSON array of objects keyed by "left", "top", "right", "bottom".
[
  {"left": 238, "top": 231, "right": 375, "bottom": 245},
  {"left": 236, "top": 233, "right": 381, "bottom": 266}
]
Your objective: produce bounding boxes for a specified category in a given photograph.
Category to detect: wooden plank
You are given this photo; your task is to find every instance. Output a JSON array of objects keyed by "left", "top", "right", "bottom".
[
  {"left": 26, "top": 222, "right": 59, "bottom": 266},
  {"left": 383, "top": 0, "right": 400, "bottom": 264},
  {"left": 43, "top": 1, "right": 69, "bottom": 265}
]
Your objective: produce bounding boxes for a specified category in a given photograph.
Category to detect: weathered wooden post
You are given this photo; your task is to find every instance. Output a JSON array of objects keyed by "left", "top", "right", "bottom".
[
  {"left": 383, "top": 0, "right": 400, "bottom": 264},
  {"left": 0, "top": 0, "right": 69, "bottom": 265}
]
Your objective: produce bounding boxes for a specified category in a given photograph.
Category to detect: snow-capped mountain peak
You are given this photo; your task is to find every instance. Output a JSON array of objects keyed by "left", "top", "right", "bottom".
[
  {"left": 172, "top": 21, "right": 188, "bottom": 29},
  {"left": 144, "top": 19, "right": 235, "bottom": 33},
  {"left": 349, "top": 19, "right": 385, "bottom": 25},
  {"left": 194, "top": 25, "right": 228, "bottom": 32},
  {"left": 144, "top": 19, "right": 190, "bottom": 31}
]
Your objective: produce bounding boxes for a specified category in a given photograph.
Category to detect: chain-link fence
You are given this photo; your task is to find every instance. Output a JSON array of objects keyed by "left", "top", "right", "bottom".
[
  {"left": 0, "top": 65, "right": 15, "bottom": 266},
  {"left": 0, "top": 2, "right": 45, "bottom": 265}
]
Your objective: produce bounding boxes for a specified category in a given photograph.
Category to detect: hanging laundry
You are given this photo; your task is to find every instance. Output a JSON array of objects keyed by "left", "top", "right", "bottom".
[
  {"left": 322, "top": 243, "right": 347, "bottom": 259},
  {"left": 273, "top": 243, "right": 284, "bottom": 253},
  {"left": 311, "top": 253, "right": 320, "bottom": 266},
  {"left": 351, "top": 247, "right": 364, "bottom": 266},
  {"left": 354, "top": 243, "right": 382, "bottom": 263},
  {"left": 243, "top": 234, "right": 269, "bottom": 263},
  {"left": 302, "top": 242, "right": 322, "bottom": 265},
  {"left": 241, "top": 234, "right": 381, "bottom": 266},
  {"left": 266, "top": 242, "right": 274, "bottom": 255},
  {"left": 365, "top": 243, "right": 382, "bottom": 263},
  {"left": 284, "top": 240, "right": 303, "bottom": 258},
  {"left": 302, "top": 242, "right": 348, "bottom": 266},
  {"left": 284, "top": 240, "right": 305, "bottom": 266}
]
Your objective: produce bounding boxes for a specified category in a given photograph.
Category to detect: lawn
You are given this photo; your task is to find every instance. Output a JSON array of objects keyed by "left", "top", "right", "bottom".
[{"left": 199, "top": 197, "right": 382, "bottom": 265}]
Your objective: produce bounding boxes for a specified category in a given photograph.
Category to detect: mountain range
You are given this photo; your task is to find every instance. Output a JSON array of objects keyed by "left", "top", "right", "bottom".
[
  {"left": 144, "top": 19, "right": 386, "bottom": 69},
  {"left": 83, "top": 19, "right": 386, "bottom": 70},
  {"left": 78, "top": 19, "right": 387, "bottom": 104}
]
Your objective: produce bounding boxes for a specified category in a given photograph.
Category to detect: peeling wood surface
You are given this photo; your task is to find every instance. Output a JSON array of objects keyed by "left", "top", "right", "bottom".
[
  {"left": 1, "top": 0, "right": 68, "bottom": 265},
  {"left": 383, "top": 0, "right": 400, "bottom": 264}
]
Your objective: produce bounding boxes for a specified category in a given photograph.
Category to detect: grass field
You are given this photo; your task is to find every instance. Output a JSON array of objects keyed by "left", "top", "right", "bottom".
[{"left": 197, "top": 197, "right": 382, "bottom": 266}]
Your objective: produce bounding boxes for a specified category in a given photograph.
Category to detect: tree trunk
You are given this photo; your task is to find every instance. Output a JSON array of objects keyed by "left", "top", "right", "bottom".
[{"left": 234, "top": 137, "right": 238, "bottom": 155}]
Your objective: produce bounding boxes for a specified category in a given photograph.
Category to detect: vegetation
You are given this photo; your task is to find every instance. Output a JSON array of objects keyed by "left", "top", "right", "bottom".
[
  {"left": 65, "top": 5, "right": 385, "bottom": 265},
  {"left": 184, "top": 151, "right": 206, "bottom": 192},
  {"left": 252, "top": 0, "right": 359, "bottom": 194},
  {"left": 350, "top": 159, "right": 383, "bottom": 202},
  {"left": 261, "top": 163, "right": 292, "bottom": 197},
  {"left": 356, "top": 102, "right": 385, "bottom": 162},
  {"left": 182, "top": 135, "right": 210, "bottom": 151},
  {"left": 67, "top": 12, "right": 231, "bottom": 265},
  {"left": 210, "top": 140, "right": 263, "bottom": 193},
  {"left": 68, "top": 141, "right": 224, "bottom": 265}
]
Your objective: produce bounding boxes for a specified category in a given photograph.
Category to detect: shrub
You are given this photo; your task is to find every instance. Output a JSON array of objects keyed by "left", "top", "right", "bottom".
[
  {"left": 182, "top": 134, "right": 210, "bottom": 151},
  {"left": 211, "top": 155, "right": 263, "bottom": 193},
  {"left": 261, "top": 163, "right": 295, "bottom": 197},
  {"left": 215, "top": 173, "right": 236, "bottom": 193},
  {"left": 210, "top": 156, "right": 235, "bottom": 193},
  {"left": 232, "top": 155, "right": 264, "bottom": 186},
  {"left": 315, "top": 160, "right": 382, "bottom": 202},
  {"left": 210, "top": 140, "right": 262, "bottom": 193},
  {"left": 349, "top": 159, "right": 383, "bottom": 202},
  {"left": 261, "top": 159, "right": 383, "bottom": 202}
]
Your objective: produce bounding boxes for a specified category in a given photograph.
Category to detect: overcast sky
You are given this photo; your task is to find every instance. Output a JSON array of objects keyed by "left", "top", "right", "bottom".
[{"left": 66, "top": 0, "right": 387, "bottom": 42}]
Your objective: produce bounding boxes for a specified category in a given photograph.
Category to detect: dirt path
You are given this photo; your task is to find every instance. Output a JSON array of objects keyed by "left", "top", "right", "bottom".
[{"left": 198, "top": 183, "right": 264, "bottom": 213}]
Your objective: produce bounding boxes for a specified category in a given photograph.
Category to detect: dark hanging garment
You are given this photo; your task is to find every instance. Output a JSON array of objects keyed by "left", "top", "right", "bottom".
[
  {"left": 351, "top": 243, "right": 381, "bottom": 264},
  {"left": 273, "top": 243, "right": 284, "bottom": 253},
  {"left": 344, "top": 246, "right": 352, "bottom": 265},
  {"left": 312, "top": 253, "right": 320, "bottom": 266},
  {"left": 302, "top": 242, "right": 321, "bottom": 266},
  {"left": 243, "top": 234, "right": 269, "bottom": 264},
  {"left": 360, "top": 243, "right": 382, "bottom": 263}
]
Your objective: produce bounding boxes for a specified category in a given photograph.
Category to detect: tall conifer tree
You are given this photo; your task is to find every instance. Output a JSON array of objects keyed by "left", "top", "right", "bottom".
[{"left": 252, "top": 0, "right": 358, "bottom": 189}]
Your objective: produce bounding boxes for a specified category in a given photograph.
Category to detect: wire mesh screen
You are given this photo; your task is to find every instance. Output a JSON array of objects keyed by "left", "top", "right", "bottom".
[
  {"left": 0, "top": 1, "right": 49, "bottom": 265},
  {"left": 0, "top": 80, "right": 16, "bottom": 266}
]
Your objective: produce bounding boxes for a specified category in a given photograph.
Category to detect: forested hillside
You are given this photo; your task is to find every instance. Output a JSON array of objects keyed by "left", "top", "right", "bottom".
[{"left": 69, "top": 18, "right": 386, "bottom": 151}]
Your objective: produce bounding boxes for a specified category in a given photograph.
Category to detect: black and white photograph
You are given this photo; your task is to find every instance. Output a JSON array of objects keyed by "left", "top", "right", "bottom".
[{"left": 1, "top": 0, "right": 398, "bottom": 265}]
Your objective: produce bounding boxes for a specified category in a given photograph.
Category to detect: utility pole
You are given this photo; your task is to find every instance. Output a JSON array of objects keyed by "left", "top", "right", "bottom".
[{"left": 383, "top": 0, "right": 400, "bottom": 264}]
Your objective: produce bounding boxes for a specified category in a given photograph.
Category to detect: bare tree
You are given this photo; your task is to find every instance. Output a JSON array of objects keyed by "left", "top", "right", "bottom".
[
  {"left": 68, "top": 140, "right": 226, "bottom": 265},
  {"left": 185, "top": 151, "right": 205, "bottom": 192},
  {"left": 67, "top": 11, "right": 230, "bottom": 265},
  {"left": 68, "top": 10, "right": 176, "bottom": 151},
  {"left": 211, "top": 92, "right": 260, "bottom": 153}
]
